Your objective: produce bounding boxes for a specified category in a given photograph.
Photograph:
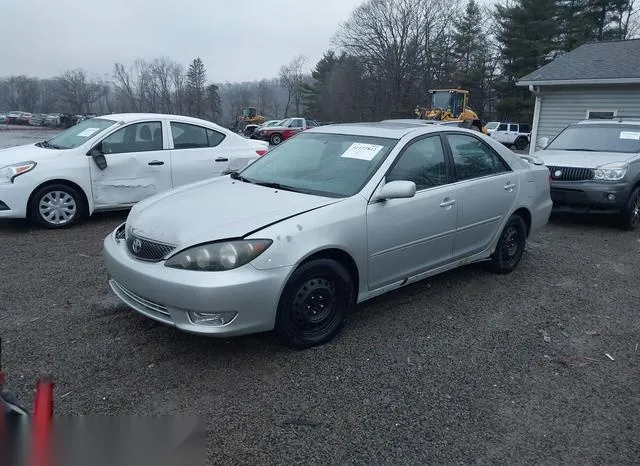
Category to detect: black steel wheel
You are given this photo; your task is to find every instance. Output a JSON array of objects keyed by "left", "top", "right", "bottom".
[
  {"left": 514, "top": 136, "right": 529, "bottom": 151},
  {"left": 275, "top": 258, "right": 355, "bottom": 348},
  {"left": 487, "top": 214, "right": 527, "bottom": 274}
]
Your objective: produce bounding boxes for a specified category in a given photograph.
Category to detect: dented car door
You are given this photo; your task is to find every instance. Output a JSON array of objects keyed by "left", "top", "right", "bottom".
[{"left": 88, "top": 120, "right": 172, "bottom": 208}]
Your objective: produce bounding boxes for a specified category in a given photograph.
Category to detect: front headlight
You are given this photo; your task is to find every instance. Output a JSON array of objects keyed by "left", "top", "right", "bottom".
[
  {"left": 165, "top": 239, "right": 272, "bottom": 271},
  {"left": 594, "top": 163, "right": 628, "bottom": 181},
  {"left": 0, "top": 161, "right": 37, "bottom": 183}
]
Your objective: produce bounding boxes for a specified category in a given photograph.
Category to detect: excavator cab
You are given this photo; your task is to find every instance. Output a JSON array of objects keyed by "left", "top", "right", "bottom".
[
  {"left": 429, "top": 90, "right": 466, "bottom": 118},
  {"left": 241, "top": 107, "right": 258, "bottom": 119}
]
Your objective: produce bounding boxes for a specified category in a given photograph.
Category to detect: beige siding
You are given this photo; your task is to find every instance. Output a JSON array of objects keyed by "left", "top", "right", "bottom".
[{"left": 537, "top": 84, "right": 640, "bottom": 141}]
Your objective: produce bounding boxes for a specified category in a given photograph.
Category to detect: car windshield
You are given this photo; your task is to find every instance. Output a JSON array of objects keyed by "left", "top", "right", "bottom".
[
  {"left": 239, "top": 132, "right": 398, "bottom": 198},
  {"left": 278, "top": 118, "right": 292, "bottom": 127},
  {"left": 546, "top": 124, "right": 640, "bottom": 153},
  {"left": 45, "top": 118, "right": 116, "bottom": 149},
  {"left": 486, "top": 121, "right": 500, "bottom": 130}
]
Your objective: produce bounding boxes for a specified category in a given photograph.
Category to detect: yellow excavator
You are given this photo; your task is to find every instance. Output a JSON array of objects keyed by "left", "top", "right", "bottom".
[
  {"left": 235, "top": 107, "right": 265, "bottom": 132},
  {"left": 415, "top": 89, "right": 487, "bottom": 134}
]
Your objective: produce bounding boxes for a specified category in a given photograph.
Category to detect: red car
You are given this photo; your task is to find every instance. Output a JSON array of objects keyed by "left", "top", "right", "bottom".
[{"left": 255, "top": 117, "right": 319, "bottom": 145}]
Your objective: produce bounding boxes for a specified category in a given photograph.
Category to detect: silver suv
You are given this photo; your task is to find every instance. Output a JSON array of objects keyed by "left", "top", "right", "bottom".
[{"left": 533, "top": 119, "right": 640, "bottom": 230}]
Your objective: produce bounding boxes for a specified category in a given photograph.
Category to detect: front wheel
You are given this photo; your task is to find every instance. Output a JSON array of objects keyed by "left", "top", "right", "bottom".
[
  {"left": 487, "top": 214, "right": 527, "bottom": 274},
  {"left": 619, "top": 186, "right": 640, "bottom": 231},
  {"left": 30, "top": 184, "right": 83, "bottom": 229},
  {"left": 275, "top": 259, "right": 355, "bottom": 349}
]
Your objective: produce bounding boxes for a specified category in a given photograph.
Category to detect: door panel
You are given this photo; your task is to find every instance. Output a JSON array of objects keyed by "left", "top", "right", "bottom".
[
  {"left": 366, "top": 135, "right": 456, "bottom": 290},
  {"left": 367, "top": 186, "right": 458, "bottom": 289},
  {"left": 169, "top": 121, "right": 228, "bottom": 186},
  {"left": 89, "top": 121, "right": 172, "bottom": 207},
  {"left": 445, "top": 133, "right": 518, "bottom": 258}
]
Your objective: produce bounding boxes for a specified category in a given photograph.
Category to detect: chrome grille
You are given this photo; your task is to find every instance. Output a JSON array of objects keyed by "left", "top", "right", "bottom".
[
  {"left": 547, "top": 166, "right": 594, "bottom": 182},
  {"left": 126, "top": 234, "right": 176, "bottom": 261}
]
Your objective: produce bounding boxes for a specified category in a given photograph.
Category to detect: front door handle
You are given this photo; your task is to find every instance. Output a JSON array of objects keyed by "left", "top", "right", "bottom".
[
  {"left": 148, "top": 160, "right": 164, "bottom": 166},
  {"left": 440, "top": 198, "right": 456, "bottom": 208},
  {"left": 504, "top": 182, "right": 516, "bottom": 191},
  {"left": 215, "top": 157, "right": 229, "bottom": 162}
]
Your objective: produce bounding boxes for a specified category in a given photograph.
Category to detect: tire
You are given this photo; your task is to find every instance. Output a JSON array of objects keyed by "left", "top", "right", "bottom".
[
  {"left": 619, "top": 186, "right": 640, "bottom": 231},
  {"left": 487, "top": 214, "right": 527, "bottom": 274},
  {"left": 270, "top": 133, "right": 282, "bottom": 145},
  {"left": 514, "top": 136, "right": 528, "bottom": 151},
  {"left": 275, "top": 258, "right": 355, "bottom": 349},
  {"left": 30, "top": 183, "right": 84, "bottom": 229}
]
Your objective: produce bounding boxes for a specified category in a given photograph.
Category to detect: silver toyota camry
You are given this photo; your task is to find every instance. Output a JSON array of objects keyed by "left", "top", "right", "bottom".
[{"left": 103, "top": 122, "right": 553, "bottom": 348}]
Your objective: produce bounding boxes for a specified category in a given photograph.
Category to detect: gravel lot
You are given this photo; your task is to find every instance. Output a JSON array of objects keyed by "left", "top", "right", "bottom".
[{"left": 1, "top": 129, "right": 639, "bottom": 464}]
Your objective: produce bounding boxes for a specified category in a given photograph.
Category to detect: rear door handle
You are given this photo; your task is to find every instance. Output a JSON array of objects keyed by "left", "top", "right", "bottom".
[
  {"left": 504, "top": 182, "right": 516, "bottom": 191},
  {"left": 215, "top": 157, "right": 229, "bottom": 162},
  {"left": 148, "top": 160, "right": 164, "bottom": 166},
  {"left": 440, "top": 199, "right": 456, "bottom": 208}
]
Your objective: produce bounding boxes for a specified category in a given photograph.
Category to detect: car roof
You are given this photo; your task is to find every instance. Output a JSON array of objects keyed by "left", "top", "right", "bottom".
[
  {"left": 380, "top": 119, "right": 439, "bottom": 125},
  {"left": 306, "top": 122, "right": 440, "bottom": 139},
  {"left": 95, "top": 112, "right": 218, "bottom": 126},
  {"left": 575, "top": 119, "right": 640, "bottom": 126}
]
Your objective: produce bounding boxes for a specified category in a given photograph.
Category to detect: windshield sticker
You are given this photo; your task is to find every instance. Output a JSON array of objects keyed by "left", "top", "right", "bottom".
[
  {"left": 620, "top": 131, "right": 640, "bottom": 140},
  {"left": 340, "top": 143, "right": 384, "bottom": 161},
  {"left": 77, "top": 127, "right": 100, "bottom": 138}
]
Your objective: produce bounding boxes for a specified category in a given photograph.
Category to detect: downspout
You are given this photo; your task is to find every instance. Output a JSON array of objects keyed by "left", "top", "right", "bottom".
[{"left": 529, "top": 85, "right": 541, "bottom": 156}]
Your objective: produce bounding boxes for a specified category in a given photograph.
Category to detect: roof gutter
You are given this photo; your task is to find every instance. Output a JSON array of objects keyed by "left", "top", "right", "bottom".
[{"left": 517, "top": 77, "right": 640, "bottom": 86}]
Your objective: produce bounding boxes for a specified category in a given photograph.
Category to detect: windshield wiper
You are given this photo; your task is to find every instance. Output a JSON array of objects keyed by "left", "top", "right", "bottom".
[
  {"left": 37, "top": 140, "right": 61, "bottom": 149},
  {"left": 253, "top": 181, "right": 308, "bottom": 194},
  {"left": 229, "top": 171, "right": 252, "bottom": 183}
]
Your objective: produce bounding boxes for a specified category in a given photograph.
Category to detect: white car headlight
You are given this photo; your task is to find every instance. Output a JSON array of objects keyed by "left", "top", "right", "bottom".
[
  {"left": 593, "top": 162, "right": 628, "bottom": 181},
  {"left": 165, "top": 239, "right": 272, "bottom": 271},
  {"left": 0, "top": 161, "right": 37, "bottom": 183}
]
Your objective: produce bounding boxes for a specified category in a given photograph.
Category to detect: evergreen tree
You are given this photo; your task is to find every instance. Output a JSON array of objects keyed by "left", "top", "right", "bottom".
[
  {"left": 494, "top": 0, "right": 562, "bottom": 121},
  {"left": 206, "top": 83, "right": 221, "bottom": 122},
  {"left": 186, "top": 57, "right": 206, "bottom": 118}
]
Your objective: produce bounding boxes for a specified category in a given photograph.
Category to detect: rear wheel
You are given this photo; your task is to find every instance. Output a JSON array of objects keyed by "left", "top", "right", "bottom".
[
  {"left": 270, "top": 133, "right": 282, "bottom": 145},
  {"left": 275, "top": 259, "right": 355, "bottom": 349},
  {"left": 30, "top": 184, "right": 84, "bottom": 229},
  {"left": 487, "top": 214, "right": 527, "bottom": 274},
  {"left": 619, "top": 186, "right": 640, "bottom": 231},
  {"left": 514, "top": 136, "right": 528, "bottom": 151}
]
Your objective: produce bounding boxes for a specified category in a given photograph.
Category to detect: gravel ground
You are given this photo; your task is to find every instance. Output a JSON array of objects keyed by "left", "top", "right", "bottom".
[{"left": 1, "top": 129, "right": 639, "bottom": 464}]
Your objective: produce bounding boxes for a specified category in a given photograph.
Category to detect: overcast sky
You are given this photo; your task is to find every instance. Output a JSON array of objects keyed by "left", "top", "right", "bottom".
[{"left": 2, "top": 0, "right": 364, "bottom": 83}]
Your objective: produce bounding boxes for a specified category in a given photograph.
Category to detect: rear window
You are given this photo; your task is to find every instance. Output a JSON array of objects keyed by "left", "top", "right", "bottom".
[{"left": 547, "top": 124, "right": 640, "bottom": 153}]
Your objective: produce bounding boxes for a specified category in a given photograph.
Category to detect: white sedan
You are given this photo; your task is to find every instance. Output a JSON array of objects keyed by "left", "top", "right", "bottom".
[{"left": 0, "top": 113, "right": 269, "bottom": 228}]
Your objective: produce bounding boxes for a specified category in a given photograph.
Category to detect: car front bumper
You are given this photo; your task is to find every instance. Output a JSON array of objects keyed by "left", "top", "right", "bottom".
[
  {"left": 0, "top": 183, "right": 29, "bottom": 218},
  {"left": 102, "top": 227, "right": 292, "bottom": 337},
  {"left": 550, "top": 180, "right": 631, "bottom": 213}
]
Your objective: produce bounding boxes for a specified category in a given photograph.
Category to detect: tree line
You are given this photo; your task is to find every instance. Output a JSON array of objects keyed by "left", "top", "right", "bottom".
[{"left": 1, "top": 0, "right": 637, "bottom": 127}]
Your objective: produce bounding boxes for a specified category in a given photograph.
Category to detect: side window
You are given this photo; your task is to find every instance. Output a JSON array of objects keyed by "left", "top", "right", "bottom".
[
  {"left": 520, "top": 124, "right": 531, "bottom": 133},
  {"left": 447, "top": 134, "right": 510, "bottom": 181},
  {"left": 171, "top": 122, "right": 208, "bottom": 149},
  {"left": 509, "top": 124, "right": 519, "bottom": 132},
  {"left": 386, "top": 136, "right": 448, "bottom": 191},
  {"left": 206, "top": 128, "right": 226, "bottom": 147},
  {"left": 497, "top": 123, "right": 508, "bottom": 131},
  {"left": 100, "top": 121, "right": 163, "bottom": 154}
]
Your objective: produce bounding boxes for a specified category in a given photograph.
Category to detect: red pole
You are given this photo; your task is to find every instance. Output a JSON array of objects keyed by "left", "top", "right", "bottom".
[{"left": 30, "top": 376, "right": 54, "bottom": 466}]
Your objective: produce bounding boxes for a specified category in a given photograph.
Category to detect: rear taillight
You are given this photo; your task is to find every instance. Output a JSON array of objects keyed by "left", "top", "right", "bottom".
[{"left": 256, "top": 149, "right": 267, "bottom": 156}]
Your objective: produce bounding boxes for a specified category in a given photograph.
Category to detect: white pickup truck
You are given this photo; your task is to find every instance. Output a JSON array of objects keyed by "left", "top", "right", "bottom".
[{"left": 487, "top": 122, "right": 531, "bottom": 150}]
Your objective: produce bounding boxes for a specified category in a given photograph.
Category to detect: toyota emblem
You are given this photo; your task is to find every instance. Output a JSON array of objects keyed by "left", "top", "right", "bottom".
[
  {"left": 554, "top": 170, "right": 562, "bottom": 178},
  {"left": 132, "top": 238, "right": 142, "bottom": 253}
]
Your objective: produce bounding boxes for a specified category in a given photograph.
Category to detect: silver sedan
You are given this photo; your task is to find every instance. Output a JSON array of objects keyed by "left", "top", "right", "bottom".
[{"left": 103, "top": 122, "right": 553, "bottom": 348}]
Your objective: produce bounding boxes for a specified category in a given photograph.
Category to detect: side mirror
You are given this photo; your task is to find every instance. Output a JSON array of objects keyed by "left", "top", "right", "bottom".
[
  {"left": 372, "top": 180, "right": 416, "bottom": 202},
  {"left": 88, "top": 144, "right": 107, "bottom": 170},
  {"left": 536, "top": 137, "right": 549, "bottom": 150}
]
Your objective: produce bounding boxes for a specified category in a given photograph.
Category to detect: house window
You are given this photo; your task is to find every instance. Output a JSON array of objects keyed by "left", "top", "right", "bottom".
[{"left": 586, "top": 110, "right": 617, "bottom": 120}]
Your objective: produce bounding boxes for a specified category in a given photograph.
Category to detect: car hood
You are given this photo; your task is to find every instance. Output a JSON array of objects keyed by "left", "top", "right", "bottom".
[
  {"left": 534, "top": 149, "right": 640, "bottom": 169},
  {"left": 0, "top": 143, "right": 66, "bottom": 166},
  {"left": 126, "top": 176, "right": 342, "bottom": 247}
]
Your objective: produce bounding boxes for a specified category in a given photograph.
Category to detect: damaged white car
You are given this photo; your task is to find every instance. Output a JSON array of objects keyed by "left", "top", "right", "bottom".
[{"left": 0, "top": 113, "right": 269, "bottom": 228}]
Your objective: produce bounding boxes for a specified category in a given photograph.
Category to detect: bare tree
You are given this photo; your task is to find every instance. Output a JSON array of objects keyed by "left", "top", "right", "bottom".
[
  {"left": 279, "top": 55, "right": 307, "bottom": 117},
  {"left": 57, "top": 69, "right": 104, "bottom": 113}
]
